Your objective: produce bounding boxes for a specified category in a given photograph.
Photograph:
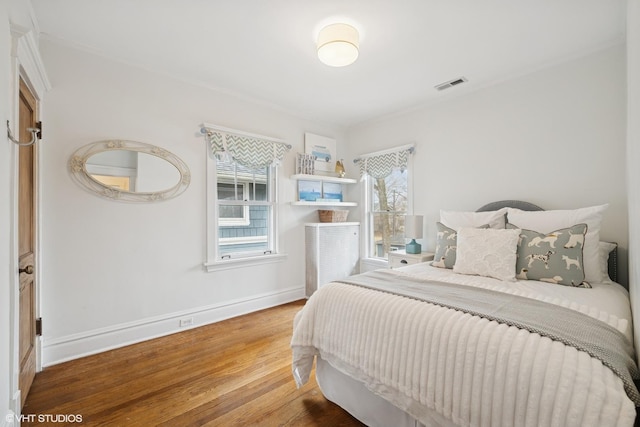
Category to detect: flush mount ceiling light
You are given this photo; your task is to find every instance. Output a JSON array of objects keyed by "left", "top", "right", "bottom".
[{"left": 317, "top": 23, "right": 359, "bottom": 67}]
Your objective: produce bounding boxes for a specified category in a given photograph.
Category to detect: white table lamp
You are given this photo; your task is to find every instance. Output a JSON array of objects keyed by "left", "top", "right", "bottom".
[{"left": 404, "top": 215, "right": 424, "bottom": 254}]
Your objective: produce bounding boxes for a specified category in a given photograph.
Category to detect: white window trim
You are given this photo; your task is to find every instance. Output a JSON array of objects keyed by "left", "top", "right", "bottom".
[
  {"left": 204, "top": 253, "right": 287, "bottom": 272},
  {"left": 218, "top": 180, "right": 250, "bottom": 227},
  {"left": 205, "top": 148, "right": 286, "bottom": 271},
  {"left": 219, "top": 235, "right": 268, "bottom": 246},
  {"left": 361, "top": 153, "right": 414, "bottom": 264},
  {"left": 219, "top": 212, "right": 250, "bottom": 227}
]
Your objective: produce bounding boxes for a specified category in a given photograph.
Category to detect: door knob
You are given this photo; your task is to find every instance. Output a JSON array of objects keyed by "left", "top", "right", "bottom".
[{"left": 19, "top": 265, "right": 34, "bottom": 275}]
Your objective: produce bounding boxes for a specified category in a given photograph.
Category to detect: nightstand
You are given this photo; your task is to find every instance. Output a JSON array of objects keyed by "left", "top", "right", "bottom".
[{"left": 388, "top": 250, "right": 434, "bottom": 269}]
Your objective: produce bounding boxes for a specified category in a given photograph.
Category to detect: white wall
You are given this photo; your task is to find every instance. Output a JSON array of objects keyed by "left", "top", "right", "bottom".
[
  {"left": 346, "top": 45, "right": 629, "bottom": 285},
  {"left": 627, "top": 0, "right": 640, "bottom": 362},
  {"left": 38, "top": 39, "right": 345, "bottom": 365}
]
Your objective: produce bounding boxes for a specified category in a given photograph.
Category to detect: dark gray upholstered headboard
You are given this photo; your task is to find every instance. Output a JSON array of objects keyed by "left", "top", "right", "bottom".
[
  {"left": 476, "top": 200, "right": 618, "bottom": 284},
  {"left": 477, "top": 200, "right": 543, "bottom": 213}
]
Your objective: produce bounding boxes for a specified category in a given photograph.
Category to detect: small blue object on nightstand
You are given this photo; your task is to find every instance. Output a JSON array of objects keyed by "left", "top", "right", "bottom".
[
  {"left": 405, "top": 238, "right": 422, "bottom": 254},
  {"left": 404, "top": 214, "right": 423, "bottom": 254}
]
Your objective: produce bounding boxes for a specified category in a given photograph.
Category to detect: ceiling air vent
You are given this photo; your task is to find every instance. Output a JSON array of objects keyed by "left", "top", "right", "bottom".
[{"left": 435, "top": 77, "right": 468, "bottom": 91}]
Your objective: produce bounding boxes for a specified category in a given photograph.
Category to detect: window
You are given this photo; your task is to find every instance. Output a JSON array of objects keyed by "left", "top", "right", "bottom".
[
  {"left": 355, "top": 145, "right": 414, "bottom": 260},
  {"left": 218, "top": 182, "right": 250, "bottom": 226},
  {"left": 216, "top": 160, "right": 272, "bottom": 256},
  {"left": 202, "top": 124, "right": 290, "bottom": 270},
  {"left": 368, "top": 168, "right": 408, "bottom": 258},
  {"left": 217, "top": 162, "right": 268, "bottom": 227}
]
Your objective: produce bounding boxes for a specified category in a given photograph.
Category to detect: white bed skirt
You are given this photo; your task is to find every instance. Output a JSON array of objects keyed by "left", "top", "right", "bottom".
[{"left": 317, "top": 356, "right": 458, "bottom": 427}]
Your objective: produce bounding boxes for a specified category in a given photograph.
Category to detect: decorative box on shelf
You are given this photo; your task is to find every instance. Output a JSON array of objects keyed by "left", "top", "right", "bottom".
[
  {"left": 388, "top": 250, "right": 434, "bottom": 269},
  {"left": 318, "top": 209, "right": 349, "bottom": 223},
  {"left": 291, "top": 174, "right": 357, "bottom": 207}
]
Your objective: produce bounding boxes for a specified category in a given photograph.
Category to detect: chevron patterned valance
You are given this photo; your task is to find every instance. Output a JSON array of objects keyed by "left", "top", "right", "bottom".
[
  {"left": 353, "top": 144, "right": 415, "bottom": 179},
  {"left": 201, "top": 125, "right": 291, "bottom": 169}
]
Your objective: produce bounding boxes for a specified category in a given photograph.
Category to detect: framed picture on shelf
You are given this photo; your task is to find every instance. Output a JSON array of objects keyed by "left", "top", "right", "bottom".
[
  {"left": 304, "top": 132, "right": 336, "bottom": 173},
  {"left": 322, "top": 182, "right": 343, "bottom": 202},
  {"left": 297, "top": 180, "right": 322, "bottom": 201}
]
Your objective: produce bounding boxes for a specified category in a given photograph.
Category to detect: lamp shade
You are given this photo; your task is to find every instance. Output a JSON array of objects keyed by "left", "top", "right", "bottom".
[
  {"left": 404, "top": 215, "right": 424, "bottom": 240},
  {"left": 317, "top": 23, "right": 359, "bottom": 67}
]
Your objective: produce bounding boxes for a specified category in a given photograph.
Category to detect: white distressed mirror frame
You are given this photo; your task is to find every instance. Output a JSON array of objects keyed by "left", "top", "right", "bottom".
[{"left": 69, "top": 140, "right": 191, "bottom": 202}]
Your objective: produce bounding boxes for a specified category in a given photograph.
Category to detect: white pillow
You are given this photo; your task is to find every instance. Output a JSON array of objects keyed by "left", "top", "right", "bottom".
[
  {"left": 453, "top": 227, "right": 521, "bottom": 281},
  {"left": 599, "top": 241, "right": 617, "bottom": 283},
  {"left": 506, "top": 204, "right": 608, "bottom": 283},
  {"left": 440, "top": 208, "right": 507, "bottom": 229}
]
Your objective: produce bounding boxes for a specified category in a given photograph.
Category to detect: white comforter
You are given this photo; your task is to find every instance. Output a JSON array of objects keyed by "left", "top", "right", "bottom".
[{"left": 291, "top": 265, "right": 637, "bottom": 427}]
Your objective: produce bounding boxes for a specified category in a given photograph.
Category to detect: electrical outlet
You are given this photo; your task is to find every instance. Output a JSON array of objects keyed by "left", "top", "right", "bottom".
[{"left": 179, "top": 317, "right": 194, "bottom": 327}]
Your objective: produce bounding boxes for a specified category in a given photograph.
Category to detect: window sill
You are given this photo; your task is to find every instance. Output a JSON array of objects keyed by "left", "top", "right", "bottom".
[{"left": 204, "top": 253, "right": 288, "bottom": 272}]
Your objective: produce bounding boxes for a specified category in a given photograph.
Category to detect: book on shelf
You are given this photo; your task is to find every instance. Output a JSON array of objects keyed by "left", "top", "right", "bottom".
[{"left": 315, "top": 198, "right": 342, "bottom": 202}]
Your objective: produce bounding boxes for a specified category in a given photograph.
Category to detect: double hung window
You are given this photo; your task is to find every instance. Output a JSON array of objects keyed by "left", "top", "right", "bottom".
[
  {"left": 368, "top": 169, "right": 409, "bottom": 258},
  {"left": 216, "top": 160, "right": 272, "bottom": 256},
  {"left": 355, "top": 145, "right": 414, "bottom": 260},
  {"left": 203, "top": 124, "right": 290, "bottom": 270}
]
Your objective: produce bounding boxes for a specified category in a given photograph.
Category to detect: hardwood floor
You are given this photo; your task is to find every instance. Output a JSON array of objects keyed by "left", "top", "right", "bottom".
[{"left": 23, "top": 300, "right": 365, "bottom": 426}]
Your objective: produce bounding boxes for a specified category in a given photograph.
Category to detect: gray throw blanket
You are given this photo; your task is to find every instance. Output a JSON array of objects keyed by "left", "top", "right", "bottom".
[{"left": 338, "top": 269, "right": 640, "bottom": 406}]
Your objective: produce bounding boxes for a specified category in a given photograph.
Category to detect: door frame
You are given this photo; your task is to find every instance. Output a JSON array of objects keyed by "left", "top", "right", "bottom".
[{"left": 9, "top": 25, "right": 50, "bottom": 414}]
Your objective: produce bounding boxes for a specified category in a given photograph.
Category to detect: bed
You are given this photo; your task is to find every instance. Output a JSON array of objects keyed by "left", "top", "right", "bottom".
[{"left": 291, "top": 201, "right": 639, "bottom": 427}]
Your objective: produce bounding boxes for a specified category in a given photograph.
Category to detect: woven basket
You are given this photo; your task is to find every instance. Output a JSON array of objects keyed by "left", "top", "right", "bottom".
[{"left": 318, "top": 209, "right": 349, "bottom": 223}]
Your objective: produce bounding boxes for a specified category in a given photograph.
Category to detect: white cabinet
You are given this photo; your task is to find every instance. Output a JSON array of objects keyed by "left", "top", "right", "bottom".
[
  {"left": 305, "top": 223, "right": 360, "bottom": 297},
  {"left": 291, "top": 174, "right": 357, "bottom": 207}
]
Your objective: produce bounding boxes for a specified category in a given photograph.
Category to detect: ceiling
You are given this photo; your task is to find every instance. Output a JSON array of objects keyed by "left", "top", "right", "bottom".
[{"left": 30, "top": 0, "right": 626, "bottom": 129}]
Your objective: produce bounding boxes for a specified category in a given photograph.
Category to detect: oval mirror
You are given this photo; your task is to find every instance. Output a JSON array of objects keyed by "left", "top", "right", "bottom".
[{"left": 69, "top": 140, "right": 190, "bottom": 202}]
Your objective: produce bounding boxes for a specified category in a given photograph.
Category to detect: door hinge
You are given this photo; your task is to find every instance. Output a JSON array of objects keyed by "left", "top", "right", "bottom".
[{"left": 36, "top": 318, "right": 42, "bottom": 336}]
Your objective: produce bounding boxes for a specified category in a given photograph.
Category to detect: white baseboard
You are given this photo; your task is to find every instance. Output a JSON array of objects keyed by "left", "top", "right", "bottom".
[
  {"left": 2, "top": 413, "right": 12, "bottom": 427},
  {"left": 42, "top": 286, "right": 305, "bottom": 367},
  {"left": 4, "top": 395, "right": 19, "bottom": 426},
  {"left": 6, "top": 391, "right": 20, "bottom": 426}
]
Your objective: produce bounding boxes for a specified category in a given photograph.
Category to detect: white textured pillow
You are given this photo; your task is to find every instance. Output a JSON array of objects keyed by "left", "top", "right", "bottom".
[
  {"left": 506, "top": 204, "right": 608, "bottom": 283},
  {"left": 440, "top": 208, "right": 507, "bottom": 229},
  {"left": 599, "top": 241, "right": 617, "bottom": 283},
  {"left": 453, "top": 227, "right": 521, "bottom": 281}
]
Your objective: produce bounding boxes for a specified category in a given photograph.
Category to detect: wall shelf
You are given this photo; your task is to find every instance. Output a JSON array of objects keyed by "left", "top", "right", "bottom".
[
  {"left": 291, "top": 174, "right": 357, "bottom": 184},
  {"left": 291, "top": 174, "right": 358, "bottom": 207},
  {"left": 291, "top": 201, "right": 357, "bottom": 207}
]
